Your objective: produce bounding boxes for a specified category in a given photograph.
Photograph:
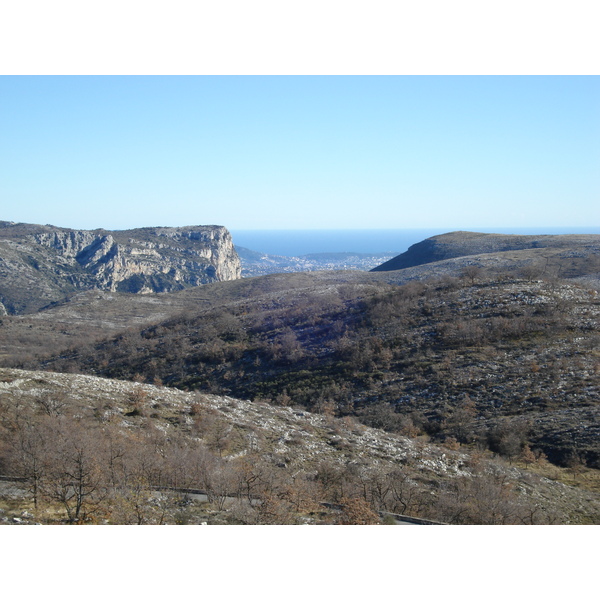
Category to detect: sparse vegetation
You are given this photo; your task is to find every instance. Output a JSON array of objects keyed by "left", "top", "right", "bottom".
[
  {"left": 1, "top": 228, "right": 599, "bottom": 524},
  {"left": 24, "top": 271, "right": 599, "bottom": 470},
  {"left": 1, "top": 368, "right": 597, "bottom": 525}
]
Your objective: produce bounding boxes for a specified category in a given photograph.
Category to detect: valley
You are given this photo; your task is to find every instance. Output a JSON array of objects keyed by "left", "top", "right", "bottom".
[
  {"left": 236, "top": 246, "right": 398, "bottom": 276},
  {"left": 1, "top": 226, "right": 599, "bottom": 524}
]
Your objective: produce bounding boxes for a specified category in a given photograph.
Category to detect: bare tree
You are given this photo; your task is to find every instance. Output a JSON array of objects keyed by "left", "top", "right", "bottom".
[
  {"left": 6, "top": 413, "right": 52, "bottom": 513},
  {"left": 461, "top": 265, "right": 483, "bottom": 286},
  {"left": 35, "top": 391, "right": 66, "bottom": 417},
  {"left": 519, "top": 263, "right": 543, "bottom": 282},
  {"left": 42, "top": 418, "right": 109, "bottom": 523}
]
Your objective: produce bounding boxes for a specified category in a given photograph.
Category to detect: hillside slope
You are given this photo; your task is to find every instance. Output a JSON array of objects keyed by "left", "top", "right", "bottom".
[
  {"left": 17, "top": 269, "right": 600, "bottom": 471},
  {"left": 2, "top": 230, "right": 600, "bottom": 516},
  {"left": 1, "top": 368, "right": 598, "bottom": 524},
  {"left": 0, "top": 270, "right": 387, "bottom": 366},
  {"left": 371, "top": 231, "right": 600, "bottom": 277}
]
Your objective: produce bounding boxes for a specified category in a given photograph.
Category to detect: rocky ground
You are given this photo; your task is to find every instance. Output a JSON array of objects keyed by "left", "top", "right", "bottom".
[{"left": 1, "top": 368, "right": 599, "bottom": 524}]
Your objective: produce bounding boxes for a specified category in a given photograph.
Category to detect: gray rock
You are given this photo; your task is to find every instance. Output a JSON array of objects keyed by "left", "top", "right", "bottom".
[{"left": 0, "top": 221, "right": 242, "bottom": 314}]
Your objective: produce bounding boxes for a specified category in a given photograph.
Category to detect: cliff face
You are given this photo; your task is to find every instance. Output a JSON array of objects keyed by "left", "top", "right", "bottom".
[{"left": 0, "top": 221, "right": 241, "bottom": 314}]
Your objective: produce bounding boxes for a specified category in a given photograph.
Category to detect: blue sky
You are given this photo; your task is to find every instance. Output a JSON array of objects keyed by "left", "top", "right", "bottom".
[{"left": 0, "top": 76, "right": 598, "bottom": 231}]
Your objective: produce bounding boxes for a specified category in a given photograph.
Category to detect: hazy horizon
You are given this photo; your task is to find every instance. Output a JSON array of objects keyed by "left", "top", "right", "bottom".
[{"left": 231, "top": 226, "right": 600, "bottom": 256}]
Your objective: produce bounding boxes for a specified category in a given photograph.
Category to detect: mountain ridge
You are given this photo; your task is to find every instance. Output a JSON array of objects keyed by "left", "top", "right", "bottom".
[
  {"left": 371, "top": 230, "right": 600, "bottom": 272},
  {"left": 0, "top": 221, "right": 241, "bottom": 314}
]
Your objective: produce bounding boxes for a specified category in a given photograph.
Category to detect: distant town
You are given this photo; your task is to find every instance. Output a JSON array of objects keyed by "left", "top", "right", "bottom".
[{"left": 235, "top": 246, "right": 397, "bottom": 277}]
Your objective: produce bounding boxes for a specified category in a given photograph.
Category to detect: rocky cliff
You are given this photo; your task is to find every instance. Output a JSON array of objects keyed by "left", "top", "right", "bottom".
[{"left": 0, "top": 221, "right": 241, "bottom": 314}]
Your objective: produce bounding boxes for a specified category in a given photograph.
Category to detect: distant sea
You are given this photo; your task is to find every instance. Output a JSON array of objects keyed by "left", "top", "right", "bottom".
[{"left": 230, "top": 227, "right": 600, "bottom": 257}]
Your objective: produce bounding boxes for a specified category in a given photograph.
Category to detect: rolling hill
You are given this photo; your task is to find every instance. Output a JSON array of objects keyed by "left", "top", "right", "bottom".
[{"left": 1, "top": 228, "right": 599, "bottom": 524}]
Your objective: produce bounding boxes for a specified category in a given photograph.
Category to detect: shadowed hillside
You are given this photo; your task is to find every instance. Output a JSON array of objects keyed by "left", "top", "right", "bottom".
[
  {"left": 12, "top": 268, "right": 600, "bottom": 471},
  {"left": 371, "top": 231, "right": 600, "bottom": 275}
]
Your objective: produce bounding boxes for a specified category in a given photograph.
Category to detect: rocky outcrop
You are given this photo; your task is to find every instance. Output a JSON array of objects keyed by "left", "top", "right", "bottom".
[
  {"left": 0, "top": 221, "right": 241, "bottom": 314},
  {"left": 372, "top": 231, "right": 600, "bottom": 272}
]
